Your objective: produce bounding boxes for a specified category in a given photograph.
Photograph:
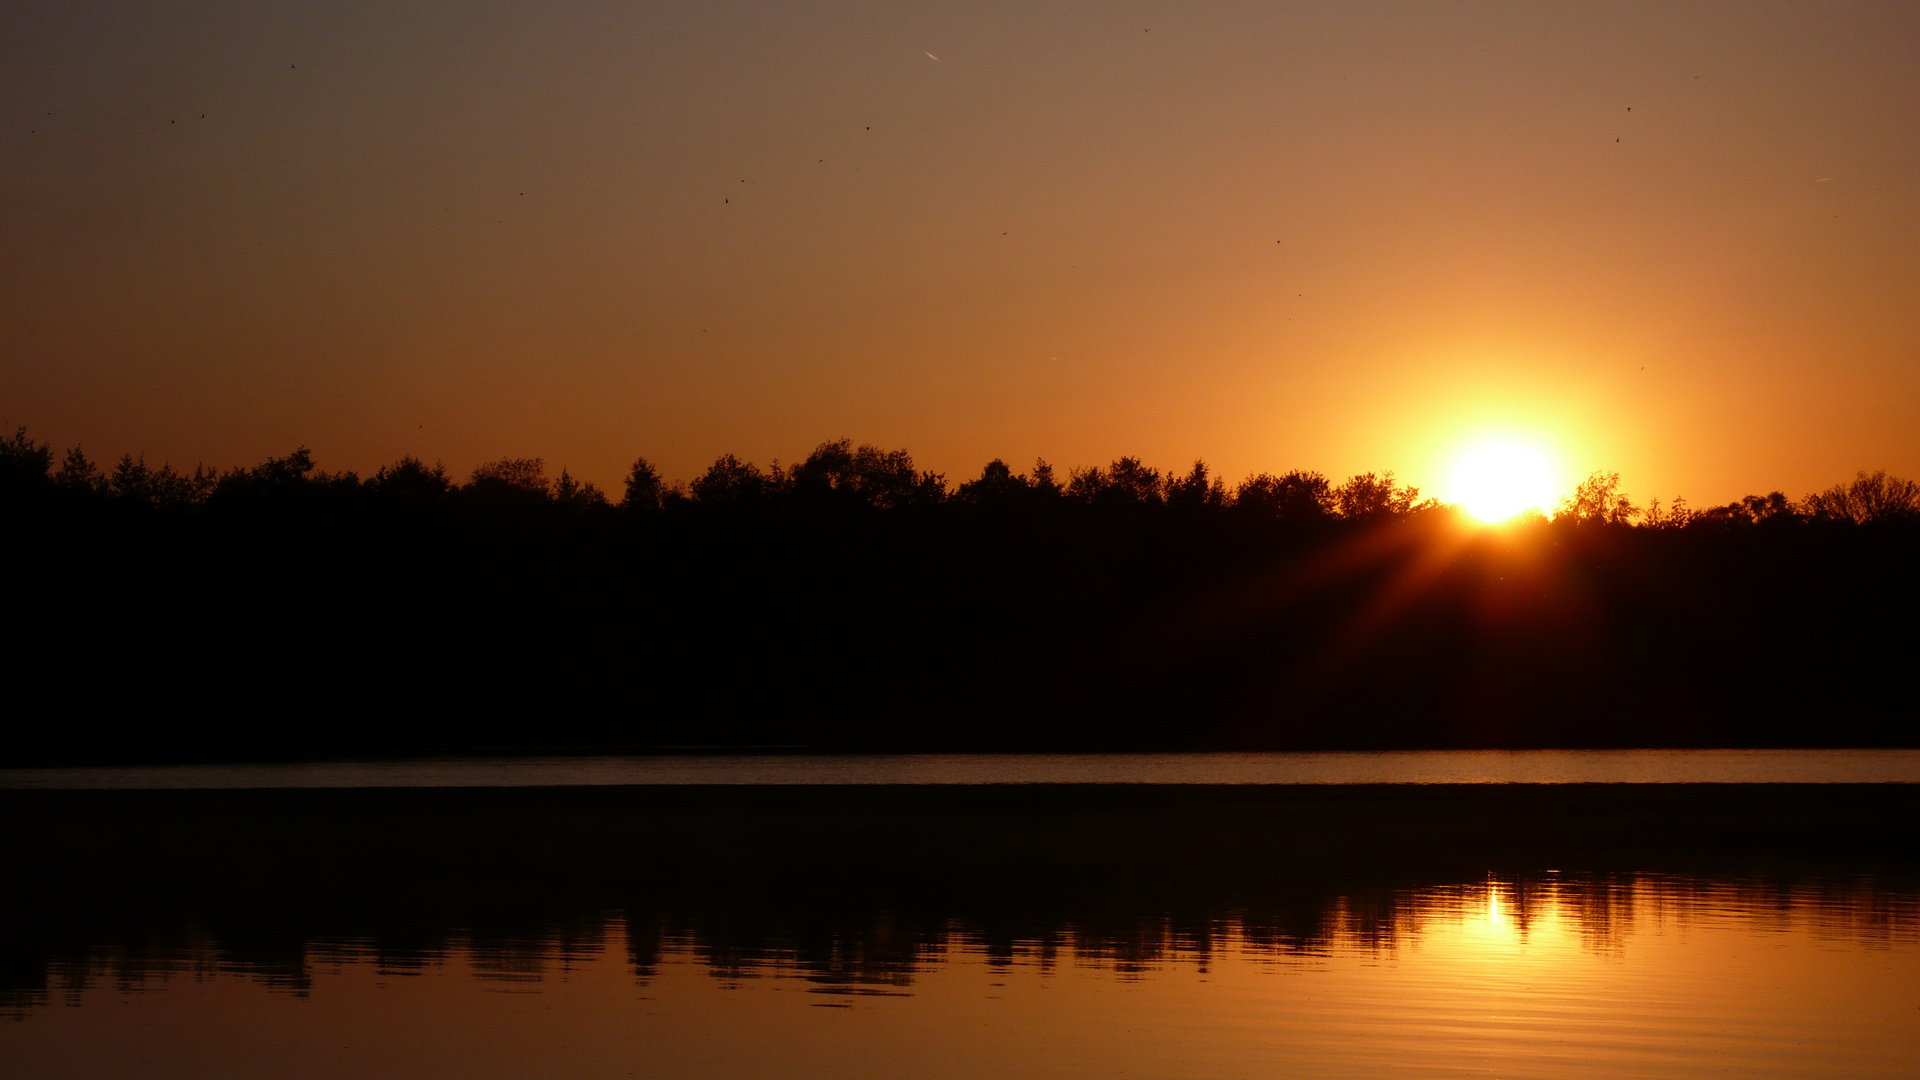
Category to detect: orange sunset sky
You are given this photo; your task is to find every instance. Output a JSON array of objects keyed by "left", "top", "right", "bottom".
[{"left": 3, "top": 2, "right": 1916, "bottom": 505}]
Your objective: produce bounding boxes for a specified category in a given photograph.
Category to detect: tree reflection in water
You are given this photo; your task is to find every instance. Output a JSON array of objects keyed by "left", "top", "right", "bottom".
[
  {"left": 4, "top": 784, "right": 1917, "bottom": 1006},
  {"left": 4, "top": 786, "right": 1919, "bottom": 1079}
]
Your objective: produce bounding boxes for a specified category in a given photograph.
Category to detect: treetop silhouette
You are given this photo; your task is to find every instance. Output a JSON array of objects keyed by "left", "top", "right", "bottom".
[{"left": 4, "top": 423, "right": 1917, "bottom": 531}]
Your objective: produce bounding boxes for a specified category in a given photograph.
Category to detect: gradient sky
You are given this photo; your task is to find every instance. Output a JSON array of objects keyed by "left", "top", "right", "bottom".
[{"left": 4, "top": 1, "right": 1916, "bottom": 504}]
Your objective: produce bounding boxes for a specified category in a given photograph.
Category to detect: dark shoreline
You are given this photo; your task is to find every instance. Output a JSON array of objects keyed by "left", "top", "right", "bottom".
[{"left": 10, "top": 781, "right": 1919, "bottom": 862}]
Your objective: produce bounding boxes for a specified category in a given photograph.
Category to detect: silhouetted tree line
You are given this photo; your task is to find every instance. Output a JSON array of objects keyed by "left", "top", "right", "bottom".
[
  {"left": 7, "top": 425, "right": 1914, "bottom": 527},
  {"left": 2, "top": 425, "right": 1916, "bottom": 761}
]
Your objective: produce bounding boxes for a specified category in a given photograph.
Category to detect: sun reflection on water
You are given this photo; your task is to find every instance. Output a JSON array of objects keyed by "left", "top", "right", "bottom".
[{"left": 5, "top": 878, "right": 1918, "bottom": 1079}]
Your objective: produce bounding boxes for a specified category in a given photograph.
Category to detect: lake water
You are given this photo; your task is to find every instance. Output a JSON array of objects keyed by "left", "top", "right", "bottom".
[
  {"left": 2, "top": 766, "right": 1917, "bottom": 1078},
  {"left": 6, "top": 747, "right": 1920, "bottom": 789},
  {"left": 7, "top": 880, "right": 1916, "bottom": 1080}
]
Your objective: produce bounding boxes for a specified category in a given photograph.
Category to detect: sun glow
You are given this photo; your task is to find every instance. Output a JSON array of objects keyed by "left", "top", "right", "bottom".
[{"left": 1449, "top": 440, "right": 1558, "bottom": 523}]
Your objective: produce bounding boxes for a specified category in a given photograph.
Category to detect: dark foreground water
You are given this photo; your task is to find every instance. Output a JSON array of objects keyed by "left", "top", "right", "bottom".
[{"left": 3, "top": 766, "right": 1918, "bottom": 1077}]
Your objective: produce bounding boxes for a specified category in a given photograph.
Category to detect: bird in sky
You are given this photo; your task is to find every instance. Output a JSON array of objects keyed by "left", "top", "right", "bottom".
[{"left": 926, "top": 52, "right": 939, "bottom": 61}]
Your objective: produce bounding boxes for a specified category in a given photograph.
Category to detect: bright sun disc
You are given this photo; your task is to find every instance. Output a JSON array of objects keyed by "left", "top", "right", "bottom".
[{"left": 1450, "top": 442, "right": 1556, "bottom": 522}]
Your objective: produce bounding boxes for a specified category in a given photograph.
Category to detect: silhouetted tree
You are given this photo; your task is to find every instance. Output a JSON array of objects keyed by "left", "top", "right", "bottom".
[
  {"left": 1639, "top": 497, "right": 1692, "bottom": 530},
  {"left": 1689, "top": 490, "right": 1803, "bottom": 527},
  {"left": 1334, "top": 471, "right": 1418, "bottom": 519},
  {"left": 1069, "top": 457, "right": 1164, "bottom": 508},
  {"left": 955, "top": 457, "right": 1064, "bottom": 511},
  {"left": 0, "top": 426, "right": 53, "bottom": 497},
  {"left": 1030, "top": 458, "right": 1061, "bottom": 499},
  {"left": 789, "top": 439, "right": 945, "bottom": 510},
  {"left": 1235, "top": 471, "right": 1334, "bottom": 524},
  {"left": 369, "top": 457, "right": 456, "bottom": 502},
  {"left": 240, "top": 446, "right": 317, "bottom": 487},
  {"left": 553, "top": 470, "right": 608, "bottom": 509},
  {"left": 470, "top": 458, "right": 546, "bottom": 492},
  {"left": 1802, "top": 470, "right": 1920, "bottom": 524},
  {"left": 108, "top": 453, "right": 215, "bottom": 508},
  {"left": 53, "top": 446, "right": 106, "bottom": 495},
  {"left": 956, "top": 459, "right": 1027, "bottom": 507},
  {"left": 1165, "top": 461, "right": 1227, "bottom": 512},
  {"left": 622, "top": 457, "right": 665, "bottom": 511},
  {"left": 469, "top": 458, "right": 551, "bottom": 497},
  {"left": 689, "top": 454, "right": 768, "bottom": 505},
  {"left": 1743, "top": 491, "right": 1798, "bottom": 523},
  {"left": 1557, "top": 472, "right": 1636, "bottom": 525},
  {"left": 205, "top": 447, "right": 334, "bottom": 513}
]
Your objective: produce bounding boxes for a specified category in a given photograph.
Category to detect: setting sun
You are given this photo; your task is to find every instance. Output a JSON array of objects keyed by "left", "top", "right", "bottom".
[{"left": 1449, "top": 441, "right": 1559, "bottom": 522}]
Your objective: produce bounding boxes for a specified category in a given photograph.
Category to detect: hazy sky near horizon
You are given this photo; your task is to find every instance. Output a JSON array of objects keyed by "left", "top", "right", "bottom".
[{"left": 3, "top": 1, "right": 1916, "bottom": 503}]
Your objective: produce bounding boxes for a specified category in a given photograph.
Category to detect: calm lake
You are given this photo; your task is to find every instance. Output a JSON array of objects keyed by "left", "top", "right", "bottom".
[{"left": 3, "top": 753, "right": 1917, "bottom": 1078}]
